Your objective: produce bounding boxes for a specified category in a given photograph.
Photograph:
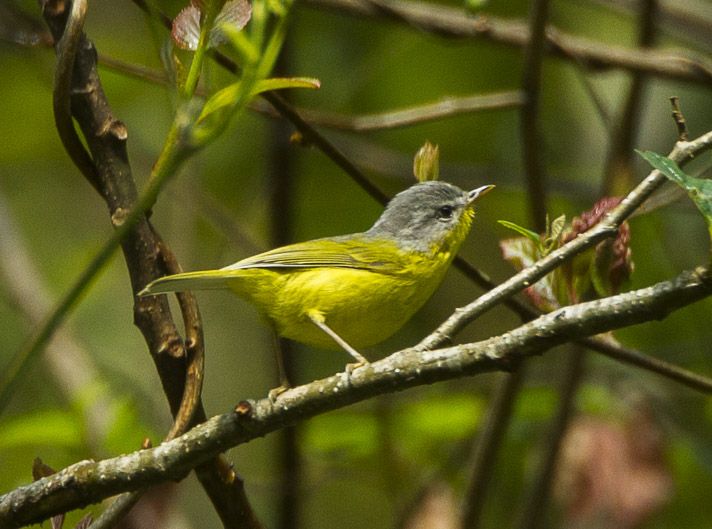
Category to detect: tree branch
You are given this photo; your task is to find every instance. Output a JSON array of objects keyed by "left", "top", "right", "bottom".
[
  {"left": 30, "top": 2, "right": 261, "bottom": 527},
  {"left": 417, "top": 129, "right": 712, "bottom": 350},
  {"left": 520, "top": 0, "right": 550, "bottom": 231},
  {"left": 1, "top": 266, "right": 710, "bottom": 527},
  {"left": 305, "top": 0, "right": 712, "bottom": 86}
]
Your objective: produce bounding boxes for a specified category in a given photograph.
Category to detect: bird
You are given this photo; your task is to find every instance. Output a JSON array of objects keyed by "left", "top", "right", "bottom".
[{"left": 140, "top": 181, "right": 494, "bottom": 378}]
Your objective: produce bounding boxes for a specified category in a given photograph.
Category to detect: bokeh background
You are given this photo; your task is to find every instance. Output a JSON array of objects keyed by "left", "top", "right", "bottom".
[{"left": 1, "top": 0, "right": 712, "bottom": 527}]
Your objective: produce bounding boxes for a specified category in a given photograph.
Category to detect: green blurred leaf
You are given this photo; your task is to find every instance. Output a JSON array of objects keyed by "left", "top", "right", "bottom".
[
  {"left": 577, "top": 383, "right": 620, "bottom": 416},
  {"left": 515, "top": 386, "right": 558, "bottom": 421},
  {"left": 0, "top": 409, "right": 83, "bottom": 450},
  {"left": 102, "top": 397, "right": 155, "bottom": 455},
  {"left": 395, "top": 393, "right": 484, "bottom": 441},
  {"left": 304, "top": 412, "right": 379, "bottom": 459}
]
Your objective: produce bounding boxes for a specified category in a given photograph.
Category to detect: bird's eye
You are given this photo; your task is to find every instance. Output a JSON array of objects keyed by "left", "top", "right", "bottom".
[{"left": 437, "top": 205, "right": 454, "bottom": 220}]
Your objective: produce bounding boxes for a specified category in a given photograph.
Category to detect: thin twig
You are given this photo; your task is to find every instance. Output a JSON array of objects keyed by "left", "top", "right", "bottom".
[
  {"left": 274, "top": 91, "right": 525, "bottom": 131},
  {"left": 602, "top": 0, "right": 658, "bottom": 194},
  {"left": 514, "top": 348, "right": 586, "bottom": 529},
  {"left": 520, "top": 0, "right": 550, "bottom": 231},
  {"left": 2, "top": 265, "right": 711, "bottom": 527},
  {"left": 460, "top": 368, "right": 525, "bottom": 529},
  {"left": 99, "top": 53, "right": 522, "bottom": 131},
  {"left": 305, "top": 0, "right": 712, "bottom": 86},
  {"left": 670, "top": 95, "right": 689, "bottom": 141},
  {"left": 48, "top": 0, "right": 100, "bottom": 191},
  {"left": 588, "top": 0, "right": 712, "bottom": 51},
  {"left": 269, "top": 44, "right": 303, "bottom": 529}
]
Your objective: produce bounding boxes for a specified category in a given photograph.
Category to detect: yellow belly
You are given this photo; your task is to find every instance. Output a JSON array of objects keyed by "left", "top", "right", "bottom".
[{"left": 226, "top": 263, "right": 448, "bottom": 350}]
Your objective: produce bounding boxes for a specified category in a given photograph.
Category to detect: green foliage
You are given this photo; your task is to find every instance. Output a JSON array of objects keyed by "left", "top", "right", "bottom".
[
  {"left": 638, "top": 150, "right": 712, "bottom": 245},
  {"left": 304, "top": 411, "right": 379, "bottom": 459},
  {"left": 0, "top": 410, "right": 83, "bottom": 451},
  {"left": 499, "top": 200, "right": 633, "bottom": 310}
]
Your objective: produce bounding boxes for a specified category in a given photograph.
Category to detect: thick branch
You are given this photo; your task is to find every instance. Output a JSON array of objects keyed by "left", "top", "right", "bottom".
[
  {"left": 1, "top": 266, "right": 710, "bottom": 528},
  {"left": 305, "top": 0, "right": 712, "bottom": 86}
]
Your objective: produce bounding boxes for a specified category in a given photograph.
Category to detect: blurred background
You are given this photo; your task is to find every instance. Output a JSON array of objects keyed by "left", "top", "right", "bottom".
[{"left": 1, "top": 0, "right": 712, "bottom": 527}]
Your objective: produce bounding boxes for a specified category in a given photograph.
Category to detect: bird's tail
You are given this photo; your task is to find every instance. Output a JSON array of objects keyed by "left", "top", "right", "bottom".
[{"left": 139, "top": 270, "right": 242, "bottom": 296}]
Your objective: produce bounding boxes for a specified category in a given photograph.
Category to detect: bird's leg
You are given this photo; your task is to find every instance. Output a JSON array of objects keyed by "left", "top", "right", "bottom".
[
  {"left": 268, "top": 333, "right": 291, "bottom": 402},
  {"left": 307, "top": 310, "right": 369, "bottom": 372}
]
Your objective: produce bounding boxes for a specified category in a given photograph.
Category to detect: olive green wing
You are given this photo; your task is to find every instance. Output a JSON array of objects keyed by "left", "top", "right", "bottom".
[
  {"left": 140, "top": 236, "right": 410, "bottom": 296},
  {"left": 224, "top": 235, "right": 408, "bottom": 273}
]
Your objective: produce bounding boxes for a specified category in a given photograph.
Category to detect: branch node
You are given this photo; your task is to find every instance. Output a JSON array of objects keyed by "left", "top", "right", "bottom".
[
  {"left": 669, "top": 96, "right": 689, "bottom": 141},
  {"left": 234, "top": 400, "right": 254, "bottom": 417}
]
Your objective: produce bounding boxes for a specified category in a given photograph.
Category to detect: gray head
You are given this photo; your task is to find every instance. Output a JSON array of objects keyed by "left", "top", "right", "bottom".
[{"left": 367, "top": 181, "right": 494, "bottom": 252}]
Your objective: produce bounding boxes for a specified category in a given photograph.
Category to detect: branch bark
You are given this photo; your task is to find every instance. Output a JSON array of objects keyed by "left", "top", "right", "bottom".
[{"left": 1, "top": 266, "right": 710, "bottom": 528}]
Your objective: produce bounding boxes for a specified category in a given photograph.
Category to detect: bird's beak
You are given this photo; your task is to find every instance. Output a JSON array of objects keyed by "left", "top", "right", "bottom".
[{"left": 467, "top": 184, "right": 495, "bottom": 205}]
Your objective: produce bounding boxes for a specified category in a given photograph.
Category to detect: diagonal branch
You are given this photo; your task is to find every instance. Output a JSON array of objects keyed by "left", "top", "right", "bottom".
[
  {"left": 417, "top": 129, "right": 712, "bottom": 350},
  {"left": 1, "top": 265, "right": 710, "bottom": 527}
]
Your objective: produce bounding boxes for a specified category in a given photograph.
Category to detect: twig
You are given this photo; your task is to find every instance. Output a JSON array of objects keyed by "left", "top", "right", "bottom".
[
  {"left": 514, "top": 348, "right": 586, "bottom": 529},
  {"left": 417, "top": 129, "right": 712, "bottom": 351},
  {"left": 2, "top": 265, "right": 710, "bottom": 527},
  {"left": 588, "top": 335, "right": 712, "bottom": 393},
  {"left": 269, "top": 45, "right": 303, "bottom": 529},
  {"left": 460, "top": 368, "right": 525, "bottom": 529},
  {"left": 454, "top": 255, "right": 712, "bottom": 394},
  {"left": 48, "top": 0, "right": 100, "bottom": 191},
  {"left": 602, "top": 0, "right": 658, "bottom": 194},
  {"left": 670, "top": 96, "right": 689, "bottom": 141},
  {"left": 588, "top": 0, "right": 712, "bottom": 51},
  {"left": 273, "top": 91, "right": 524, "bottom": 131},
  {"left": 520, "top": 0, "right": 550, "bottom": 231},
  {"left": 99, "top": 53, "right": 522, "bottom": 132},
  {"left": 304, "top": 0, "right": 712, "bottom": 86}
]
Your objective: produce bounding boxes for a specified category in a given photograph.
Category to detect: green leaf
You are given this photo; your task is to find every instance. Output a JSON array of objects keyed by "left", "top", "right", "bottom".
[
  {"left": 303, "top": 412, "right": 379, "bottom": 459},
  {"left": 103, "top": 397, "right": 156, "bottom": 455},
  {"left": 219, "top": 22, "right": 260, "bottom": 63},
  {"left": 498, "top": 220, "right": 541, "bottom": 245},
  {"left": 638, "top": 150, "right": 712, "bottom": 239},
  {"left": 395, "top": 394, "right": 484, "bottom": 440},
  {"left": 199, "top": 76, "right": 320, "bottom": 123},
  {"left": 0, "top": 409, "right": 83, "bottom": 450},
  {"left": 251, "top": 76, "right": 321, "bottom": 96}
]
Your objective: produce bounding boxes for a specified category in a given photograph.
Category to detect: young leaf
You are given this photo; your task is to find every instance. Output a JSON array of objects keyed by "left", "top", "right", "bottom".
[
  {"left": 198, "top": 77, "right": 320, "bottom": 123},
  {"left": 172, "top": 5, "right": 202, "bottom": 50},
  {"left": 413, "top": 141, "right": 440, "bottom": 182},
  {"left": 250, "top": 76, "right": 321, "bottom": 96},
  {"left": 638, "top": 150, "right": 712, "bottom": 239},
  {"left": 498, "top": 220, "right": 541, "bottom": 245},
  {"left": 210, "top": 0, "right": 253, "bottom": 48}
]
